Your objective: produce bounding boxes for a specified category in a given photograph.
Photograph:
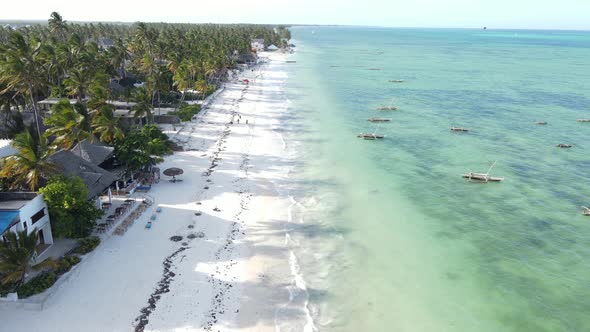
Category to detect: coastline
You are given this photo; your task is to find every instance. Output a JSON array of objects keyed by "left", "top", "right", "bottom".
[{"left": 0, "top": 51, "right": 305, "bottom": 331}]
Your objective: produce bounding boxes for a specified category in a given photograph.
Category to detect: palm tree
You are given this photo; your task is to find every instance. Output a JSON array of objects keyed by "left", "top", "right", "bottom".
[
  {"left": 0, "top": 230, "right": 57, "bottom": 287},
  {"left": 92, "top": 106, "right": 124, "bottom": 143},
  {"left": 131, "top": 87, "right": 153, "bottom": 124},
  {"left": 48, "top": 12, "right": 68, "bottom": 42},
  {"left": 0, "top": 32, "right": 46, "bottom": 138},
  {"left": 64, "top": 67, "right": 92, "bottom": 102},
  {"left": 44, "top": 99, "right": 92, "bottom": 150},
  {"left": 0, "top": 131, "right": 57, "bottom": 191}
]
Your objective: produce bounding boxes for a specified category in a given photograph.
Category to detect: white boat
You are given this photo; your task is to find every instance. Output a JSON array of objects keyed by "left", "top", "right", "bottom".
[{"left": 451, "top": 127, "right": 469, "bottom": 132}]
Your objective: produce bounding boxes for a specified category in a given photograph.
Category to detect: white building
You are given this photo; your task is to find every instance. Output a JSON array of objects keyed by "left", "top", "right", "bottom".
[
  {"left": 251, "top": 39, "right": 265, "bottom": 52},
  {"left": 0, "top": 193, "right": 53, "bottom": 253}
]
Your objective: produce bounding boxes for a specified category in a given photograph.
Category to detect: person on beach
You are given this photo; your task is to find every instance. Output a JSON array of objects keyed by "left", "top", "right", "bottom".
[{"left": 246, "top": 119, "right": 249, "bottom": 124}]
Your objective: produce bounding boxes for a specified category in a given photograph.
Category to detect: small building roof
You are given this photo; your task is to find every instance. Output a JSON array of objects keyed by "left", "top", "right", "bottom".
[
  {"left": 267, "top": 44, "right": 279, "bottom": 51},
  {"left": 0, "top": 192, "right": 38, "bottom": 211},
  {"left": 48, "top": 150, "right": 118, "bottom": 199},
  {"left": 0, "top": 139, "right": 16, "bottom": 158},
  {"left": 113, "top": 109, "right": 145, "bottom": 118},
  {"left": 71, "top": 139, "right": 114, "bottom": 166}
]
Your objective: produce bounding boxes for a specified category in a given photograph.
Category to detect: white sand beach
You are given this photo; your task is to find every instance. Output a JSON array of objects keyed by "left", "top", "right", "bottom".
[{"left": 0, "top": 52, "right": 310, "bottom": 332}]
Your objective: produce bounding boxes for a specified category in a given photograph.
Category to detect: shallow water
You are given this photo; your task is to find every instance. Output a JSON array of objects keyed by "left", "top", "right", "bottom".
[{"left": 281, "top": 27, "right": 590, "bottom": 332}]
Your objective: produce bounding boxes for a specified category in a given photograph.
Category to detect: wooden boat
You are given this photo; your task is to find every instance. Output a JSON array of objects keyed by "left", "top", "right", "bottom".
[
  {"left": 581, "top": 206, "right": 590, "bottom": 216},
  {"left": 367, "top": 68, "right": 381, "bottom": 71},
  {"left": 577, "top": 119, "right": 590, "bottom": 122},
  {"left": 462, "top": 173, "right": 504, "bottom": 182},
  {"left": 367, "top": 118, "right": 391, "bottom": 123},
  {"left": 286, "top": 61, "right": 297, "bottom": 63},
  {"left": 357, "top": 133, "right": 385, "bottom": 139},
  {"left": 450, "top": 127, "right": 469, "bottom": 132},
  {"left": 462, "top": 161, "right": 504, "bottom": 182},
  {"left": 557, "top": 144, "right": 572, "bottom": 148},
  {"left": 389, "top": 80, "right": 404, "bottom": 83},
  {"left": 535, "top": 121, "right": 548, "bottom": 125},
  {"left": 376, "top": 98, "right": 398, "bottom": 111}
]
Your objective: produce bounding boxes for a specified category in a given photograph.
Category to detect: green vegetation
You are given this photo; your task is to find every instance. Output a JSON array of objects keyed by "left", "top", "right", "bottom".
[
  {"left": 169, "top": 104, "right": 201, "bottom": 121},
  {"left": 114, "top": 125, "right": 172, "bottom": 171},
  {"left": 54, "top": 255, "right": 81, "bottom": 274},
  {"left": 71, "top": 236, "right": 101, "bottom": 255},
  {"left": 17, "top": 254, "right": 81, "bottom": 298},
  {"left": 39, "top": 176, "right": 103, "bottom": 238},
  {"left": 0, "top": 13, "right": 289, "bottom": 139},
  {"left": 0, "top": 131, "right": 57, "bottom": 190},
  {"left": 0, "top": 230, "right": 57, "bottom": 287},
  {"left": 16, "top": 272, "right": 57, "bottom": 298}
]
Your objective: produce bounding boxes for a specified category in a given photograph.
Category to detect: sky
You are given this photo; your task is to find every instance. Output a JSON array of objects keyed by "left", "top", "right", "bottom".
[{"left": 1, "top": 0, "right": 590, "bottom": 30}]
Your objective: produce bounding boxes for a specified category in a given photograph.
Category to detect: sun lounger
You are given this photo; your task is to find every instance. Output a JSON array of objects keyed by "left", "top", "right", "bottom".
[
  {"left": 156, "top": 207, "right": 162, "bottom": 213},
  {"left": 145, "top": 221, "right": 152, "bottom": 229},
  {"left": 150, "top": 214, "right": 157, "bottom": 221}
]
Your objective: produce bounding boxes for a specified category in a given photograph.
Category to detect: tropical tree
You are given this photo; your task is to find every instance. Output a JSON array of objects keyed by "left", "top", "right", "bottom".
[
  {"left": 92, "top": 106, "right": 124, "bottom": 143},
  {"left": 0, "top": 230, "right": 57, "bottom": 287},
  {"left": 44, "top": 99, "right": 92, "bottom": 150},
  {"left": 48, "top": 12, "right": 68, "bottom": 42},
  {"left": 131, "top": 87, "right": 153, "bottom": 123},
  {"left": 114, "top": 125, "right": 171, "bottom": 171},
  {"left": 39, "top": 176, "right": 103, "bottom": 238},
  {"left": 0, "top": 131, "right": 57, "bottom": 191},
  {"left": 64, "top": 67, "right": 92, "bottom": 102},
  {"left": 0, "top": 32, "right": 45, "bottom": 138}
]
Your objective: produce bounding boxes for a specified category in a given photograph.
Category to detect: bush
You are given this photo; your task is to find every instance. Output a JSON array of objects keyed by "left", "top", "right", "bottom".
[
  {"left": 169, "top": 104, "right": 201, "bottom": 121},
  {"left": 55, "top": 255, "right": 82, "bottom": 274},
  {"left": 72, "top": 236, "right": 101, "bottom": 255},
  {"left": 17, "top": 272, "right": 57, "bottom": 298}
]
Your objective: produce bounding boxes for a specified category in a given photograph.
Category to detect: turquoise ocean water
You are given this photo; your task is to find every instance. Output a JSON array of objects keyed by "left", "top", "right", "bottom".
[{"left": 280, "top": 27, "right": 590, "bottom": 332}]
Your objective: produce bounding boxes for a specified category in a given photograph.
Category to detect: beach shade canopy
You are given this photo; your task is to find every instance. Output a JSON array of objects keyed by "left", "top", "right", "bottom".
[
  {"left": 163, "top": 167, "right": 184, "bottom": 182},
  {"left": 163, "top": 167, "right": 184, "bottom": 177}
]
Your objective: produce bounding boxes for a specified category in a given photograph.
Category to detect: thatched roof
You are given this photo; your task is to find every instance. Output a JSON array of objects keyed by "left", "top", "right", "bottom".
[
  {"left": 48, "top": 150, "right": 118, "bottom": 199},
  {"left": 71, "top": 139, "right": 114, "bottom": 166}
]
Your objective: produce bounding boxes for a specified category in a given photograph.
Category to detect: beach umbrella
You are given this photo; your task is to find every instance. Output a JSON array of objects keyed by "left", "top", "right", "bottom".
[
  {"left": 108, "top": 188, "right": 112, "bottom": 204},
  {"left": 163, "top": 167, "right": 184, "bottom": 182}
]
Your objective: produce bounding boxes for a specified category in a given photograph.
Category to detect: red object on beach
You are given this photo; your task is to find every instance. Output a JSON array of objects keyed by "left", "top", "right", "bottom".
[{"left": 243, "top": 79, "right": 250, "bottom": 84}]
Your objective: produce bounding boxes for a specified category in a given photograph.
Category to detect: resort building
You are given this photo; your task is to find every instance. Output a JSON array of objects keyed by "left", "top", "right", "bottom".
[
  {"left": 48, "top": 149, "right": 118, "bottom": 199},
  {"left": 37, "top": 98, "right": 79, "bottom": 113},
  {"left": 0, "top": 192, "right": 53, "bottom": 253}
]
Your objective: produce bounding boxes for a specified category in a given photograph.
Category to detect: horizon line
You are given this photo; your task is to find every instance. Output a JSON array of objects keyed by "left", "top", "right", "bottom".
[{"left": 0, "top": 19, "right": 589, "bottom": 32}]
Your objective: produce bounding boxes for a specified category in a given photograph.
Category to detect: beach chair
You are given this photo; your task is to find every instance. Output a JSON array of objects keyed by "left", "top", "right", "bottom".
[
  {"left": 156, "top": 207, "right": 162, "bottom": 213},
  {"left": 150, "top": 214, "right": 157, "bottom": 221},
  {"left": 145, "top": 221, "right": 152, "bottom": 229}
]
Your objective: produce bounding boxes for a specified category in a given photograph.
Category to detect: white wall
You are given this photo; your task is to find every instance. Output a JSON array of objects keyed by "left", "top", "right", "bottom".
[{"left": 12, "top": 194, "right": 53, "bottom": 244}]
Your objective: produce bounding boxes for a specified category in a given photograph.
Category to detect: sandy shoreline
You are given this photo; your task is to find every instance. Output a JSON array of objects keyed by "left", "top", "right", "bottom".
[{"left": 0, "top": 51, "right": 306, "bottom": 332}]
